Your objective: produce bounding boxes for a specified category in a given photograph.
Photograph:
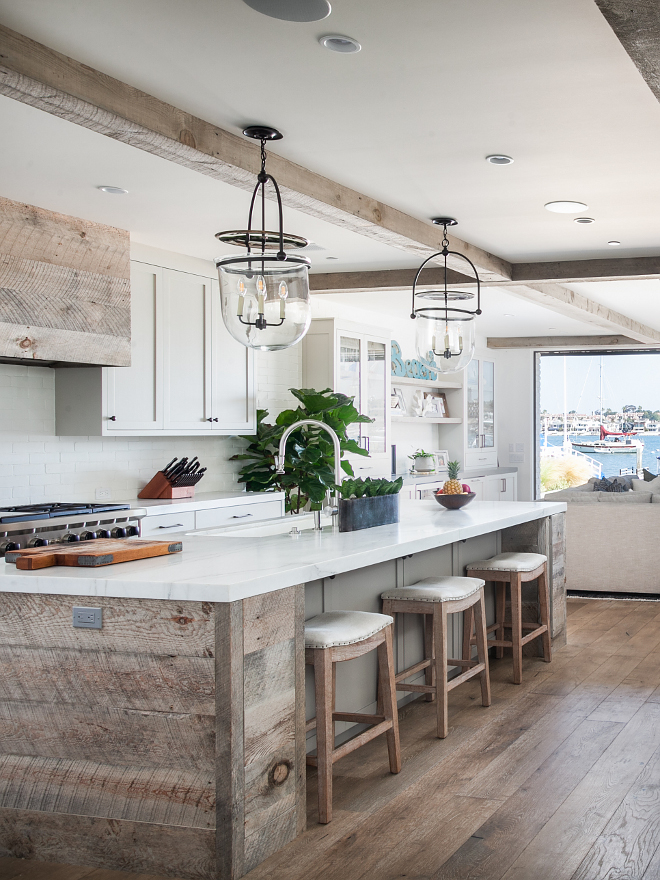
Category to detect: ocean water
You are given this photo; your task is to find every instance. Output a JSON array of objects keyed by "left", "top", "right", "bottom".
[{"left": 543, "top": 434, "right": 660, "bottom": 479}]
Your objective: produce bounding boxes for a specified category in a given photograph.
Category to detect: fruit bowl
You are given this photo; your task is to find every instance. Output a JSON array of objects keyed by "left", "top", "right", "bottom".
[{"left": 433, "top": 492, "right": 476, "bottom": 510}]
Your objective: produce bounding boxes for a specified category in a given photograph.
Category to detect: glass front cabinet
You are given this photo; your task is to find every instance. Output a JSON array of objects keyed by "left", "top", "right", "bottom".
[
  {"left": 302, "top": 318, "right": 391, "bottom": 477},
  {"left": 464, "top": 358, "right": 497, "bottom": 469}
]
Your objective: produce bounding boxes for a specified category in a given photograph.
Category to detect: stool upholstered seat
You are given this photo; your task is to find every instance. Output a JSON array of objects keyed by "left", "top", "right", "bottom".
[
  {"left": 381, "top": 576, "right": 484, "bottom": 604},
  {"left": 304, "top": 610, "right": 393, "bottom": 649},
  {"left": 305, "top": 611, "right": 400, "bottom": 824},
  {"left": 464, "top": 551, "right": 551, "bottom": 685},
  {"left": 466, "top": 552, "right": 547, "bottom": 573},
  {"left": 381, "top": 576, "right": 490, "bottom": 738}
]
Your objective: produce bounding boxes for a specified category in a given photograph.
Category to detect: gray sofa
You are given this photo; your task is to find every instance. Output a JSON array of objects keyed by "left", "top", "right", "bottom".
[{"left": 544, "top": 475, "right": 660, "bottom": 594}]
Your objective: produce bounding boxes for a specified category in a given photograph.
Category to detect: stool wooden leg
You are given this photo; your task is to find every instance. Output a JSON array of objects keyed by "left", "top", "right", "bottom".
[
  {"left": 424, "top": 612, "right": 436, "bottom": 702},
  {"left": 377, "top": 625, "right": 401, "bottom": 774},
  {"left": 314, "top": 649, "right": 335, "bottom": 824},
  {"left": 474, "top": 588, "right": 491, "bottom": 707},
  {"left": 433, "top": 604, "right": 449, "bottom": 738},
  {"left": 511, "top": 573, "right": 523, "bottom": 685},
  {"left": 495, "top": 582, "right": 506, "bottom": 660},
  {"left": 538, "top": 566, "right": 552, "bottom": 663},
  {"left": 461, "top": 606, "right": 474, "bottom": 665}
]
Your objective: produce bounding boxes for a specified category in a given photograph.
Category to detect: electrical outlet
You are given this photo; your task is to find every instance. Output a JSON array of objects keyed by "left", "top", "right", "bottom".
[
  {"left": 73, "top": 607, "right": 103, "bottom": 629},
  {"left": 95, "top": 488, "right": 112, "bottom": 500}
]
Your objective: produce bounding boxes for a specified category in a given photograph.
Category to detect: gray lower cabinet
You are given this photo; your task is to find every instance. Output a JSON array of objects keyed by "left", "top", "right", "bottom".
[{"left": 304, "top": 531, "right": 500, "bottom": 750}]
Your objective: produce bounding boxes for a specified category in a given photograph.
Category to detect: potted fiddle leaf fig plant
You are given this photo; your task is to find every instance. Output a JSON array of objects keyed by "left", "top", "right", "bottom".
[{"left": 230, "top": 388, "right": 372, "bottom": 514}]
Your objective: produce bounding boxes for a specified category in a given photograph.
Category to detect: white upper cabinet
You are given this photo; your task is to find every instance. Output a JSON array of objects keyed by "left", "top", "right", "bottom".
[
  {"left": 302, "top": 318, "right": 391, "bottom": 476},
  {"left": 464, "top": 358, "right": 497, "bottom": 468},
  {"left": 55, "top": 262, "right": 254, "bottom": 436}
]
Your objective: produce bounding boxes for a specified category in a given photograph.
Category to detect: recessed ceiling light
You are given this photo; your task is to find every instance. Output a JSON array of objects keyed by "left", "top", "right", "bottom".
[
  {"left": 608, "top": 240, "right": 621, "bottom": 246},
  {"left": 544, "top": 200, "right": 588, "bottom": 213},
  {"left": 242, "top": 0, "right": 331, "bottom": 22},
  {"left": 503, "top": 313, "right": 515, "bottom": 317},
  {"left": 574, "top": 217, "right": 595, "bottom": 224},
  {"left": 98, "top": 185, "right": 128, "bottom": 194},
  {"left": 325, "top": 256, "right": 339, "bottom": 260},
  {"left": 319, "top": 34, "right": 361, "bottom": 53},
  {"left": 548, "top": 327, "right": 558, "bottom": 330},
  {"left": 486, "top": 155, "right": 513, "bottom": 165}
]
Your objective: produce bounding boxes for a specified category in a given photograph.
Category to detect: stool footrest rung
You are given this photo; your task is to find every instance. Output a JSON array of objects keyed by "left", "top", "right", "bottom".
[
  {"left": 305, "top": 717, "right": 393, "bottom": 766},
  {"left": 394, "top": 658, "right": 431, "bottom": 683},
  {"left": 521, "top": 625, "right": 547, "bottom": 645},
  {"left": 447, "top": 663, "right": 486, "bottom": 692},
  {"left": 397, "top": 682, "right": 434, "bottom": 694}
]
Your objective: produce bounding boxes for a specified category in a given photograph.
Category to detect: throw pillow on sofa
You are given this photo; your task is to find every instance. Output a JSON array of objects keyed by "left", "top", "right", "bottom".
[{"left": 632, "top": 479, "right": 654, "bottom": 493}]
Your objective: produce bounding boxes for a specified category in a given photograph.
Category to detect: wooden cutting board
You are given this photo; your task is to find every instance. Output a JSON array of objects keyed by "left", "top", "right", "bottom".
[{"left": 5, "top": 538, "right": 183, "bottom": 570}]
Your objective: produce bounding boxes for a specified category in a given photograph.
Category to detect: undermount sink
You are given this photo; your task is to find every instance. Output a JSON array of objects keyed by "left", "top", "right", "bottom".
[{"left": 189, "top": 514, "right": 332, "bottom": 538}]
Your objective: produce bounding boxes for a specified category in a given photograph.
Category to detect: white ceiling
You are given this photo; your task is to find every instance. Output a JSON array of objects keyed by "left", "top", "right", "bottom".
[
  {"left": 1, "top": 0, "right": 660, "bottom": 339},
  {"left": 2, "top": 0, "right": 660, "bottom": 262}
]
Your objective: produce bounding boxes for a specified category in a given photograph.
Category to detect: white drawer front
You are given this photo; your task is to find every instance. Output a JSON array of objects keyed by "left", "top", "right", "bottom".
[
  {"left": 195, "top": 499, "right": 283, "bottom": 530},
  {"left": 465, "top": 449, "right": 498, "bottom": 469},
  {"left": 140, "top": 511, "right": 196, "bottom": 536}
]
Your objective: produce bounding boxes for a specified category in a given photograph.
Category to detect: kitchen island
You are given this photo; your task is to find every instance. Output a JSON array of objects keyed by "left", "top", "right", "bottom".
[{"left": 0, "top": 499, "right": 565, "bottom": 880}]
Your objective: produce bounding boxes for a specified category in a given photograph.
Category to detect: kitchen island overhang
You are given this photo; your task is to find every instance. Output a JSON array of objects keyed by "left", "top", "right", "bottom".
[{"left": 0, "top": 500, "right": 566, "bottom": 880}]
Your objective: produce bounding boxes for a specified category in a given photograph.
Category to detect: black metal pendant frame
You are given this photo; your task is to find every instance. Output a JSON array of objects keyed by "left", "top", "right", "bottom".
[
  {"left": 410, "top": 219, "right": 482, "bottom": 359},
  {"left": 216, "top": 127, "right": 309, "bottom": 332}
]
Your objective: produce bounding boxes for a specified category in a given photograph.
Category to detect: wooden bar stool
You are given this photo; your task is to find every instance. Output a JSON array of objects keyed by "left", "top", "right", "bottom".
[
  {"left": 381, "top": 577, "right": 491, "bottom": 739},
  {"left": 465, "top": 552, "right": 551, "bottom": 685},
  {"left": 305, "top": 610, "right": 401, "bottom": 824}
]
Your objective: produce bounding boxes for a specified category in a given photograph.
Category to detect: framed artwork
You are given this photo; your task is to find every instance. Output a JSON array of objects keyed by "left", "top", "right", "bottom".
[
  {"left": 422, "top": 391, "right": 448, "bottom": 418},
  {"left": 434, "top": 450, "right": 449, "bottom": 470},
  {"left": 391, "top": 386, "right": 407, "bottom": 414}
]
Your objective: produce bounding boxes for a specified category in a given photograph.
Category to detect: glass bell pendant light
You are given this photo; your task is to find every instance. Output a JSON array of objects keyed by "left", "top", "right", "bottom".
[
  {"left": 410, "top": 217, "right": 482, "bottom": 374},
  {"left": 216, "top": 126, "right": 312, "bottom": 351}
]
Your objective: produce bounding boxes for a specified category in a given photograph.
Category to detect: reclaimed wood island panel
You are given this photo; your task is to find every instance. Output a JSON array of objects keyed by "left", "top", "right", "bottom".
[
  {"left": 0, "top": 586, "right": 305, "bottom": 879},
  {"left": 0, "top": 499, "right": 566, "bottom": 879}
]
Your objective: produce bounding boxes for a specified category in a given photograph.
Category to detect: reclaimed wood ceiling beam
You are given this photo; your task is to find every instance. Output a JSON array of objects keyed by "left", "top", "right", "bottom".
[
  {"left": 501, "top": 283, "right": 660, "bottom": 345},
  {"left": 0, "top": 24, "right": 511, "bottom": 283},
  {"left": 310, "top": 267, "right": 473, "bottom": 294},
  {"left": 595, "top": 1, "right": 660, "bottom": 104},
  {"left": 487, "top": 335, "right": 643, "bottom": 349}
]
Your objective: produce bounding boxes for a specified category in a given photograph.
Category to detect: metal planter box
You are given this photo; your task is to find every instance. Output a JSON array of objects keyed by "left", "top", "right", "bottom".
[{"left": 338, "top": 494, "right": 400, "bottom": 533}]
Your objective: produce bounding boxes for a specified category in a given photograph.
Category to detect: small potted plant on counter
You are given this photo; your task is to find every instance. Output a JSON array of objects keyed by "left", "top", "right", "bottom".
[
  {"left": 408, "top": 449, "right": 436, "bottom": 473},
  {"left": 338, "top": 476, "right": 404, "bottom": 532}
]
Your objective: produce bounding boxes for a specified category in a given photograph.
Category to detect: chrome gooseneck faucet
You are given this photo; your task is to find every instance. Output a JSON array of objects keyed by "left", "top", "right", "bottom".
[{"left": 274, "top": 419, "right": 342, "bottom": 531}]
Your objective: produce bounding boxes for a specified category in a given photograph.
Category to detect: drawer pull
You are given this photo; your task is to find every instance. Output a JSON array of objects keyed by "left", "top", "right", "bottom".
[
  {"left": 158, "top": 523, "right": 183, "bottom": 529},
  {"left": 231, "top": 513, "right": 253, "bottom": 519}
]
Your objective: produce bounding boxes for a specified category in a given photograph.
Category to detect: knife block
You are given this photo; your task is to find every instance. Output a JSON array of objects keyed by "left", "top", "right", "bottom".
[{"left": 138, "top": 472, "right": 196, "bottom": 500}]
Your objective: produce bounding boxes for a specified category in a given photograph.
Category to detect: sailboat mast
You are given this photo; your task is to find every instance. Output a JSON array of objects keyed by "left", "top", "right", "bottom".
[{"left": 599, "top": 355, "right": 603, "bottom": 425}]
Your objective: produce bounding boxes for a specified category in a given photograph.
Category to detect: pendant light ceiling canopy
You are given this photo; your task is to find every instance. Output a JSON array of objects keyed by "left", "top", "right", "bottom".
[
  {"left": 215, "top": 126, "right": 312, "bottom": 352},
  {"left": 410, "top": 218, "right": 482, "bottom": 375}
]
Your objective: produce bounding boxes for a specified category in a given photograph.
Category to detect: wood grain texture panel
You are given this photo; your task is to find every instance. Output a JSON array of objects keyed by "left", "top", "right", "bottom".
[
  {"left": 0, "top": 593, "right": 215, "bottom": 657},
  {"left": 595, "top": 2, "right": 660, "bottom": 104},
  {"left": 0, "top": 25, "right": 510, "bottom": 283},
  {"left": 243, "top": 639, "right": 297, "bottom": 838},
  {"left": 0, "top": 196, "right": 129, "bottom": 278},
  {"left": 0, "top": 645, "right": 214, "bottom": 714},
  {"left": 243, "top": 806, "right": 298, "bottom": 876},
  {"left": 0, "top": 196, "right": 130, "bottom": 366},
  {"left": 214, "top": 600, "right": 244, "bottom": 880},
  {"left": 487, "top": 334, "right": 641, "bottom": 348},
  {"left": 0, "top": 809, "right": 214, "bottom": 880},
  {"left": 0, "top": 755, "right": 214, "bottom": 829},
  {"left": 0, "top": 701, "right": 214, "bottom": 771},
  {"left": 243, "top": 587, "right": 295, "bottom": 656},
  {"left": 294, "top": 584, "right": 306, "bottom": 837}
]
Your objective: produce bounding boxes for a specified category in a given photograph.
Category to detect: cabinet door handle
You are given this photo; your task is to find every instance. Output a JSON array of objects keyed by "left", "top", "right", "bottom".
[
  {"left": 231, "top": 514, "right": 252, "bottom": 519},
  {"left": 206, "top": 418, "right": 213, "bottom": 422},
  {"left": 109, "top": 416, "right": 116, "bottom": 421},
  {"left": 501, "top": 479, "right": 506, "bottom": 492},
  {"left": 213, "top": 418, "right": 218, "bottom": 422},
  {"left": 158, "top": 523, "right": 183, "bottom": 529}
]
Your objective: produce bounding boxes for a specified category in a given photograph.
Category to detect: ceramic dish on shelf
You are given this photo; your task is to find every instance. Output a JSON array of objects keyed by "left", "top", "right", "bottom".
[{"left": 433, "top": 492, "right": 476, "bottom": 510}]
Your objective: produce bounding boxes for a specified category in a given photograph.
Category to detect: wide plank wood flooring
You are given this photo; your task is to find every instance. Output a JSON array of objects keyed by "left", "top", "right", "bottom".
[{"left": 4, "top": 597, "right": 660, "bottom": 880}]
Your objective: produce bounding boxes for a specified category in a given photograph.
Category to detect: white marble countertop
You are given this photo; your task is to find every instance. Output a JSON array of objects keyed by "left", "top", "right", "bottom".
[
  {"left": 0, "top": 500, "right": 565, "bottom": 604},
  {"left": 126, "top": 490, "right": 285, "bottom": 516}
]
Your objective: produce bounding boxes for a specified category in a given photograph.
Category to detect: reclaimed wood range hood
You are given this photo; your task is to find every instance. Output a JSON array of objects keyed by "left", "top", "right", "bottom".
[{"left": 0, "top": 195, "right": 130, "bottom": 366}]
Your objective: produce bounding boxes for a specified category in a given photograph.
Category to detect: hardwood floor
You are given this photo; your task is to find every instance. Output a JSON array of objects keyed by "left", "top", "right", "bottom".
[{"left": 3, "top": 597, "right": 660, "bottom": 880}]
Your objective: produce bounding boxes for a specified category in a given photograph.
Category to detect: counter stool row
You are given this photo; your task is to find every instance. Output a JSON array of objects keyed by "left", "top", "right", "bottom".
[{"left": 305, "top": 551, "right": 551, "bottom": 823}]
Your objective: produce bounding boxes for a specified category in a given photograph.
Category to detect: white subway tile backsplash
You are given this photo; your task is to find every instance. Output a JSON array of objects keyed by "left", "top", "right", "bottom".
[{"left": 0, "top": 346, "right": 301, "bottom": 503}]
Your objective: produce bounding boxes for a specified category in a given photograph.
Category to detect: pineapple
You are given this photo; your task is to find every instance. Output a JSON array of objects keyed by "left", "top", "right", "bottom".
[{"left": 443, "top": 460, "right": 463, "bottom": 495}]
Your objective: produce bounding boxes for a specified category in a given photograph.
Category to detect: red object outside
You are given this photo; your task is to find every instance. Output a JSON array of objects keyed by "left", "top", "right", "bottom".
[{"left": 600, "top": 425, "right": 637, "bottom": 440}]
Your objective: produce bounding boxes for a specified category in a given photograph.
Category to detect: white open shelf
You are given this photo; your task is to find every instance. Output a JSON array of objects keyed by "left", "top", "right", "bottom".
[
  {"left": 392, "top": 416, "right": 463, "bottom": 425},
  {"left": 391, "top": 375, "right": 462, "bottom": 389}
]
